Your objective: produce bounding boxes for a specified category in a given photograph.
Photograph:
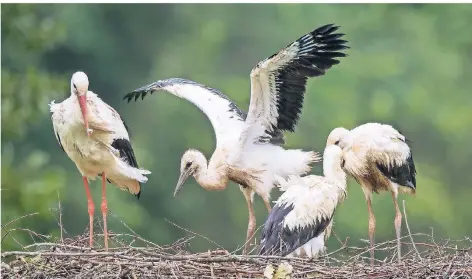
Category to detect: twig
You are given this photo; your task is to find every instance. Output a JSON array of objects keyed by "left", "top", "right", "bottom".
[
  {"left": 2, "top": 211, "right": 471, "bottom": 279},
  {"left": 57, "top": 191, "right": 64, "bottom": 244},
  {"left": 164, "top": 218, "right": 224, "bottom": 250},
  {"left": 2, "top": 251, "right": 127, "bottom": 258},
  {"left": 23, "top": 242, "right": 91, "bottom": 251},
  {"left": 108, "top": 211, "right": 163, "bottom": 249},
  {"left": 2, "top": 228, "right": 51, "bottom": 243},
  {"left": 1, "top": 212, "right": 39, "bottom": 230},
  {"left": 403, "top": 200, "right": 422, "bottom": 261}
]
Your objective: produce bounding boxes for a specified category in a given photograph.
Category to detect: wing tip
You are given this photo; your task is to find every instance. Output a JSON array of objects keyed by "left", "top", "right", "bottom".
[
  {"left": 314, "top": 23, "right": 340, "bottom": 35},
  {"left": 123, "top": 92, "right": 135, "bottom": 103},
  {"left": 312, "top": 23, "right": 349, "bottom": 46},
  {"left": 124, "top": 83, "right": 158, "bottom": 103}
]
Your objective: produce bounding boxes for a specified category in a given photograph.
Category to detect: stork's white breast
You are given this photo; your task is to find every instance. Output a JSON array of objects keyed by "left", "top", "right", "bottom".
[{"left": 53, "top": 98, "right": 116, "bottom": 178}]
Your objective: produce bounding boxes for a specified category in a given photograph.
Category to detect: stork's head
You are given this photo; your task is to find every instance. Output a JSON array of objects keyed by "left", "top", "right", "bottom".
[
  {"left": 327, "top": 127, "right": 349, "bottom": 148},
  {"left": 174, "top": 149, "right": 207, "bottom": 196},
  {"left": 71, "top": 71, "right": 91, "bottom": 137}
]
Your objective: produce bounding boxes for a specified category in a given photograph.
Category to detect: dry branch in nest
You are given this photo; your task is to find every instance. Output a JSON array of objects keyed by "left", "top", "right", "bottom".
[
  {"left": 2, "top": 205, "right": 472, "bottom": 279},
  {"left": 2, "top": 230, "right": 471, "bottom": 279}
]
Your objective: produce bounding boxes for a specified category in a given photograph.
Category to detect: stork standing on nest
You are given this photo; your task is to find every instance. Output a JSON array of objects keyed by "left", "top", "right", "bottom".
[
  {"left": 328, "top": 123, "right": 417, "bottom": 264},
  {"left": 125, "top": 24, "right": 348, "bottom": 253},
  {"left": 258, "top": 139, "right": 347, "bottom": 258},
  {"left": 50, "top": 71, "right": 151, "bottom": 250}
]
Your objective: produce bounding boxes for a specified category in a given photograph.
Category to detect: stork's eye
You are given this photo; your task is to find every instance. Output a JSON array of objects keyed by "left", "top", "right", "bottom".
[
  {"left": 341, "top": 159, "right": 345, "bottom": 168},
  {"left": 185, "top": 162, "right": 192, "bottom": 169},
  {"left": 335, "top": 140, "right": 340, "bottom": 145}
]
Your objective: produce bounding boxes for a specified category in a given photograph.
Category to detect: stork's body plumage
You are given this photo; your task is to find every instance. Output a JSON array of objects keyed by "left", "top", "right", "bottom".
[
  {"left": 50, "top": 71, "right": 151, "bottom": 250},
  {"left": 125, "top": 24, "right": 348, "bottom": 253},
  {"left": 258, "top": 144, "right": 347, "bottom": 258},
  {"left": 328, "top": 122, "right": 417, "bottom": 263}
]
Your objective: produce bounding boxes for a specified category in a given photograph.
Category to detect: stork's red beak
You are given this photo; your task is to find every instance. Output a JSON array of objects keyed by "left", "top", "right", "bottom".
[{"left": 78, "top": 94, "right": 91, "bottom": 137}]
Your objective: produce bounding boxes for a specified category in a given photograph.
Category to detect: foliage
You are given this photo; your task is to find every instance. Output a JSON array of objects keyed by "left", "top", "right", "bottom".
[
  {"left": 2, "top": 4, "right": 472, "bottom": 253},
  {"left": 1, "top": 4, "right": 68, "bottom": 250}
]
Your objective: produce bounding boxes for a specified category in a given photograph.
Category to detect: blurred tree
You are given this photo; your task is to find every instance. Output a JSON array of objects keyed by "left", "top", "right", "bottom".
[
  {"left": 2, "top": 4, "right": 472, "bottom": 253},
  {"left": 1, "top": 4, "right": 68, "bottom": 250}
]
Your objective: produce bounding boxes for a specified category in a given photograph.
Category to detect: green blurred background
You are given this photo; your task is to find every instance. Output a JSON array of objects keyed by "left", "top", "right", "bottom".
[{"left": 2, "top": 4, "right": 472, "bottom": 253}]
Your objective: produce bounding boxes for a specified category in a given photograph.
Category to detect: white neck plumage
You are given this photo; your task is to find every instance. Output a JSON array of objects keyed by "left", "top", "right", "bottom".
[
  {"left": 323, "top": 147, "right": 347, "bottom": 192},
  {"left": 192, "top": 151, "right": 228, "bottom": 191}
]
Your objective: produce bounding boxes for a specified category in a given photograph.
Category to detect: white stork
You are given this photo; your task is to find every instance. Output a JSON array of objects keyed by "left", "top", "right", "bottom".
[
  {"left": 328, "top": 123, "right": 417, "bottom": 263},
  {"left": 124, "top": 24, "right": 348, "bottom": 253},
  {"left": 258, "top": 143, "right": 347, "bottom": 258},
  {"left": 50, "top": 71, "right": 151, "bottom": 250}
]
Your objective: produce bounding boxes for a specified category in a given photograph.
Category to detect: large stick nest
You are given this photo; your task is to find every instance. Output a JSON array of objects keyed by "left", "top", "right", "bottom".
[{"left": 2, "top": 230, "right": 471, "bottom": 279}]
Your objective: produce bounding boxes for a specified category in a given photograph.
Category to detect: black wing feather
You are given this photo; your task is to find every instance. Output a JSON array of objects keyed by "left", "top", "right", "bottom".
[
  {"left": 258, "top": 203, "right": 333, "bottom": 256},
  {"left": 269, "top": 24, "right": 349, "bottom": 133},
  {"left": 56, "top": 132, "right": 65, "bottom": 152},
  {"left": 110, "top": 121, "right": 143, "bottom": 199},
  {"left": 377, "top": 151, "right": 417, "bottom": 190}
]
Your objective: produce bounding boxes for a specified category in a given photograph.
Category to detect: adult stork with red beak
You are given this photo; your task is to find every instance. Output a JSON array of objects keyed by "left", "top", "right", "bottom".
[{"left": 50, "top": 71, "right": 151, "bottom": 250}]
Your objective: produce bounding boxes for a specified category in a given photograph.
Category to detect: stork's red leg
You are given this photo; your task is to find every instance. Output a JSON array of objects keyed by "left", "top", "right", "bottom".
[
  {"left": 82, "top": 176, "right": 94, "bottom": 248},
  {"left": 391, "top": 191, "right": 402, "bottom": 262},
  {"left": 240, "top": 187, "right": 256, "bottom": 255},
  {"left": 101, "top": 172, "right": 109, "bottom": 251},
  {"left": 366, "top": 196, "right": 376, "bottom": 266}
]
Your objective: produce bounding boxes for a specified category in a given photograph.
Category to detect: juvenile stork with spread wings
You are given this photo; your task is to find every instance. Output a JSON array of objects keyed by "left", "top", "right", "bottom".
[
  {"left": 125, "top": 24, "right": 348, "bottom": 253},
  {"left": 328, "top": 123, "right": 417, "bottom": 264},
  {"left": 50, "top": 71, "right": 151, "bottom": 250}
]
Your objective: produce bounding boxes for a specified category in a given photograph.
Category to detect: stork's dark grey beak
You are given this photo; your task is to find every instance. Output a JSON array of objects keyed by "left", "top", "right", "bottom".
[{"left": 174, "top": 170, "right": 191, "bottom": 197}]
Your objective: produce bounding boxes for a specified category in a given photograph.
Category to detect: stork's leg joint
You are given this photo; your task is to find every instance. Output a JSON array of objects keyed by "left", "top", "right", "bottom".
[
  {"left": 88, "top": 200, "right": 95, "bottom": 216},
  {"left": 101, "top": 199, "right": 108, "bottom": 213}
]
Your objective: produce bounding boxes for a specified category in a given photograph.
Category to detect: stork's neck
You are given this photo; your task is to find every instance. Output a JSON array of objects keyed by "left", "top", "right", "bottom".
[
  {"left": 193, "top": 157, "right": 229, "bottom": 191},
  {"left": 323, "top": 154, "right": 347, "bottom": 191}
]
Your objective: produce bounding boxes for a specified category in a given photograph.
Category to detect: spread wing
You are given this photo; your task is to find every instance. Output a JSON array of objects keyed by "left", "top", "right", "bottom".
[
  {"left": 124, "top": 78, "right": 285, "bottom": 148},
  {"left": 246, "top": 24, "right": 348, "bottom": 144}
]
